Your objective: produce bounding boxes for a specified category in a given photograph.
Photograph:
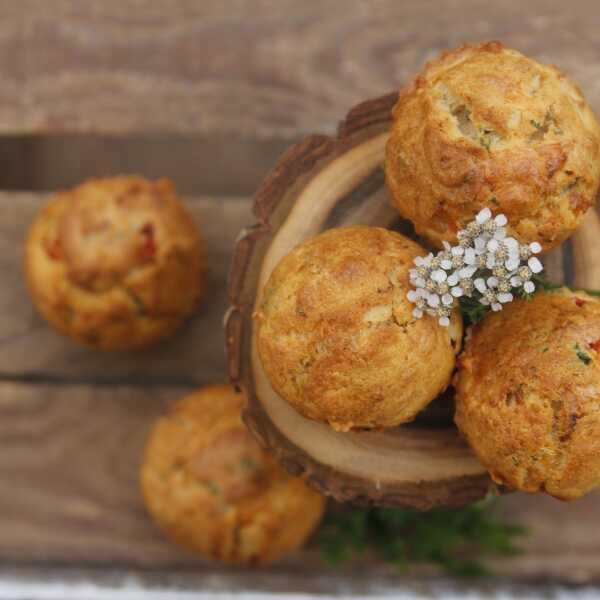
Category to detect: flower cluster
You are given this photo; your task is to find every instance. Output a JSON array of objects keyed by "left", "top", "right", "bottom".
[{"left": 407, "top": 208, "right": 543, "bottom": 326}]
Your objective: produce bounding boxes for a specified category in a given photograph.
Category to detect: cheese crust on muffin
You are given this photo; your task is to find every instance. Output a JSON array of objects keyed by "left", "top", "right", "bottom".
[
  {"left": 255, "top": 226, "right": 463, "bottom": 432},
  {"left": 25, "top": 176, "right": 205, "bottom": 350},
  {"left": 140, "top": 384, "right": 325, "bottom": 565},
  {"left": 386, "top": 41, "right": 600, "bottom": 252},
  {"left": 455, "top": 288, "right": 600, "bottom": 500}
]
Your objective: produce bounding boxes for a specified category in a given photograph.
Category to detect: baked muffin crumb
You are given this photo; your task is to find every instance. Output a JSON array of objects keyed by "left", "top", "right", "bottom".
[
  {"left": 25, "top": 175, "right": 205, "bottom": 350},
  {"left": 455, "top": 288, "right": 600, "bottom": 500},
  {"left": 140, "top": 384, "right": 325, "bottom": 564},
  {"left": 386, "top": 42, "right": 600, "bottom": 251},
  {"left": 256, "top": 226, "right": 463, "bottom": 431}
]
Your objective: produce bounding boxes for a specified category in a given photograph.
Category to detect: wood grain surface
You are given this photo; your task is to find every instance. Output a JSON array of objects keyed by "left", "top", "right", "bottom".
[
  {"left": 1, "top": 380, "right": 600, "bottom": 583},
  {"left": 0, "top": 186, "right": 598, "bottom": 580},
  {"left": 0, "top": 1, "right": 598, "bottom": 138},
  {"left": 0, "top": 191, "right": 251, "bottom": 384},
  {"left": 0, "top": 381, "right": 318, "bottom": 570},
  {"left": 2, "top": 0, "right": 600, "bottom": 588}
]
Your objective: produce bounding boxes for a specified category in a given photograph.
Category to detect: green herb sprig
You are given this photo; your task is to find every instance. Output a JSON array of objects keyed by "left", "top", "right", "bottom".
[
  {"left": 460, "top": 274, "right": 600, "bottom": 326},
  {"left": 318, "top": 500, "right": 526, "bottom": 577}
]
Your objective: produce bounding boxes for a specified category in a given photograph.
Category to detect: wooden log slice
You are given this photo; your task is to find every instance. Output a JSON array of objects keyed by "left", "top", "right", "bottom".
[{"left": 226, "top": 93, "right": 594, "bottom": 509}]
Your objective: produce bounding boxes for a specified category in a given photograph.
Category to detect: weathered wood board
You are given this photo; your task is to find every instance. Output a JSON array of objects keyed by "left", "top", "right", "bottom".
[
  {"left": 0, "top": 1, "right": 598, "bottom": 138},
  {"left": 1, "top": 381, "right": 600, "bottom": 583},
  {"left": 0, "top": 188, "right": 597, "bottom": 582},
  {"left": 1, "top": 0, "right": 600, "bottom": 593},
  {"left": 0, "top": 192, "right": 251, "bottom": 384}
]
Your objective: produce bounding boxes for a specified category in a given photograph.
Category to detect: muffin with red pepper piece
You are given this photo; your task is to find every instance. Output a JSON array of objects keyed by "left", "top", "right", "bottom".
[
  {"left": 140, "top": 384, "right": 325, "bottom": 565},
  {"left": 455, "top": 288, "right": 600, "bottom": 500},
  {"left": 25, "top": 176, "right": 205, "bottom": 350}
]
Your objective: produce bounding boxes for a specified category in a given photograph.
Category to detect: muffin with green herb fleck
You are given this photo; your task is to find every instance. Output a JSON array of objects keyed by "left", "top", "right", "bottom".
[
  {"left": 25, "top": 176, "right": 205, "bottom": 350},
  {"left": 140, "top": 385, "right": 325, "bottom": 565},
  {"left": 386, "top": 41, "right": 600, "bottom": 252},
  {"left": 455, "top": 288, "right": 600, "bottom": 500},
  {"left": 255, "top": 226, "right": 463, "bottom": 432}
]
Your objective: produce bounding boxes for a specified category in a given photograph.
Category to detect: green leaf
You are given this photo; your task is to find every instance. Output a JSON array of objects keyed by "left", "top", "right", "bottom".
[
  {"left": 459, "top": 296, "right": 489, "bottom": 325},
  {"left": 533, "top": 274, "right": 600, "bottom": 298},
  {"left": 575, "top": 343, "right": 592, "bottom": 365},
  {"left": 318, "top": 500, "right": 527, "bottom": 577},
  {"left": 460, "top": 275, "right": 600, "bottom": 327}
]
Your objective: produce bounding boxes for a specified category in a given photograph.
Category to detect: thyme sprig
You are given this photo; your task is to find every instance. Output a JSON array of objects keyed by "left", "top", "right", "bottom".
[
  {"left": 460, "top": 274, "right": 600, "bottom": 326},
  {"left": 318, "top": 500, "right": 526, "bottom": 577}
]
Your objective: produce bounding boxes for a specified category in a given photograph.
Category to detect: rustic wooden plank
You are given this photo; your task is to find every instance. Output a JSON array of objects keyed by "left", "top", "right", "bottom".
[
  {"left": 0, "top": 382, "right": 322, "bottom": 569},
  {"left": 0, "top": 191, "right": 252, "bottom": 384},
  {"left": 1, "top": 381, "right": 600, "bottom": 582},
  {"left": 0, "top": 383, "right": 190, "bottom": 566},
  {"left": 1, "top": 568, "right": 596, "bottom": 600},
  {"left": 571, "top": 207, "right": 600, "bottom": 290},
  {"left": 0, "top": 1, "right": 598, "bottom": 137},
  {"left": 0, "top": 136, "right": 291, "bottom": 198},
  {"left": 0, "top": 189, "right": 588, "bottom": 383}
]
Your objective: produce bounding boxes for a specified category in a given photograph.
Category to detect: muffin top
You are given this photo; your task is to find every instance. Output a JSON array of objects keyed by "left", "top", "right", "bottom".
[
  {"left": 143, "top": 385, "right": 280, "bottom": 507},
  {"left": 140, "top": 385, "right": 325, "bottom": 565},
  {"left": 386, "top": 41, "right": 600, "bottom": 251},
  {"left": 40, "top": 176, "right": 201, "bottom": 296},
  {"left": 25, "top": 176, "right": 204, "bottom": 349},
  {"left": 455, "top": 288, "right": 600, "bottom": 500},
  {"left": 255, "top": 226, "right": 462, "bottom": 431}
]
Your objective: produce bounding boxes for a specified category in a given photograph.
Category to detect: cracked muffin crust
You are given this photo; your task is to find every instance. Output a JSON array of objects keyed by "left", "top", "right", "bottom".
[
  {"left": 455, "top": 288, "right": 600, "bottom": 500},
  {"left": 140, "top": 385, "right": 325, "bottom": 565},
  {"left": 385, "top": 41, "right": 600, "bottom": 252},
  {"left": 255, "top": 226, "right": 463, "bottom": 432},
  {"left": 25, "top": 176, "right": 205, "bottom": 350}
]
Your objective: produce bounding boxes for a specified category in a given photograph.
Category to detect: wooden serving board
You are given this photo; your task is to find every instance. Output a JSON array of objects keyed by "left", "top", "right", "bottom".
[{"left": 227, "top": 93, "right": 600, "bottom": 509}]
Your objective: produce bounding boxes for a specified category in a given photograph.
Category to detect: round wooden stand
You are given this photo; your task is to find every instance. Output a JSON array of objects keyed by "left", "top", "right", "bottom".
[{"left": 225, "top": 93, "right": 600, "bottom": 509}]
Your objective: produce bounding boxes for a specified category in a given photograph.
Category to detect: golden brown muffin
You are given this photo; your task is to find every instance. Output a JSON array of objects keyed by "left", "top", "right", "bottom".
[
  {"left": 386, "top": 41, "right": 600, "bottom": 252},
  {"left": 455, "top": 288, "right": 600, "bottom": 500},
  {"left": 140, "top": 384, "right": 325, "bottom": 565},
  {"left": 25, "top": 176, "right": 205, "bottom": 350},
  {"left": 255, "top": 226, "right": 463, "bottom": 432}
]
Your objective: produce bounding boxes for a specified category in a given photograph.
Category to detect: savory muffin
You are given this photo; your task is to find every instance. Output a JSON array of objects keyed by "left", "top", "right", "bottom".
[
  {"left": 140, "top": 385, "right": 325, "bottom": 565},
  {"left": 386, "top": 41, "right": 600, "bottom": 252},
  {"left": 255, "top": 226, "right": 463, "bottom": 432},
  {"left": 455, "top": 288, "right": 600, "bottom": 500},
  {"left": 25, "top": 176, "right": 205, "bottom": 350}
]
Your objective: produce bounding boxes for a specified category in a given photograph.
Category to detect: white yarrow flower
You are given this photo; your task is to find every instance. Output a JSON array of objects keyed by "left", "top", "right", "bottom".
[
  {"left": 476, "top": 207, "right": 492, "bottom": 224},
  {"left": 505, "top": 257, "right": 520, "bottom": 272},
  {"left": 474, "top": 278, "right": 487, "bottom": 293},
  {"left": 405, "top": 209, "right": 545, "bottom": 326},
  {"left": 431, "top": 269, "right": 447, "bottom": 283},
  {"left": 427, "top": 294, "right": 440, "bottom": 308},
  {"left": 528, "top": 257, "right": 543, "bottom": 274}
]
